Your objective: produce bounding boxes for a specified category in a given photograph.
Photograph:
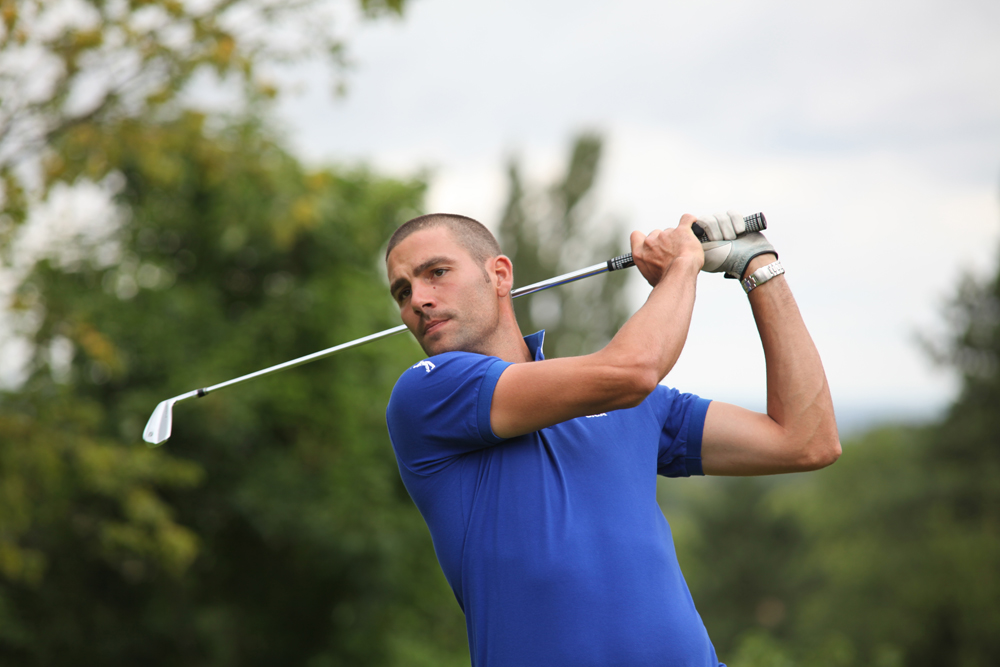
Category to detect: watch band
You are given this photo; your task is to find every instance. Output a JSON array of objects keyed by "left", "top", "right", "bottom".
[{"left": 742, "top": 260, "right": 784, "bottom": 294}]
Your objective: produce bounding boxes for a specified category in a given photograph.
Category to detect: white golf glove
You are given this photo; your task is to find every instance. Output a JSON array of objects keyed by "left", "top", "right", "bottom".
[{"left": 697, "top": 210, "right": 777, "bottom": 280}]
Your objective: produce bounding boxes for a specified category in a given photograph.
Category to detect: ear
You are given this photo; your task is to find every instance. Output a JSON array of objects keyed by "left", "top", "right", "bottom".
[{"left": 488, "top": 255, "right": 515, "bottom": 298}]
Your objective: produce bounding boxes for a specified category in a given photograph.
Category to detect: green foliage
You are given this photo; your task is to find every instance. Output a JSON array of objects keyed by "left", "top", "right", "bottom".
[
  {"left": 930, "top": 269, "right": 1000, "bottom": 530},
  {"left": 0, "top": 391, "right": 203, "bottom": 586},
  {"left": 678, "top": 421, "right": 1000, "bottom": 666},
  {"left": 3, "top": 1, "right": 996, "bottom": 661},
  {"left": 498, "top": 133, "right": 632, "bottom": 357},
  {"left": 669, "top": 474, "right": 805, "bottom": 653},
  {"left": 669, "top": 202, "right": 1000, "bottom": 666},
  {"left": 0, "top": 112, "right": 471, "bottom": 665},
  {"left": 0, "top": 0, "right": 408, "bottom": 223}
]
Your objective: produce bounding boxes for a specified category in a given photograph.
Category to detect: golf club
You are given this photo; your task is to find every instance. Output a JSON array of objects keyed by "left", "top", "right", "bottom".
[{"left": 143, "top": 213, "right": 767, "bottom": 445}]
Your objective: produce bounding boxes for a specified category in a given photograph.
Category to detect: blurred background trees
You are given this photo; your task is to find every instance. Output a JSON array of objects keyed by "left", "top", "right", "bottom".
[
  {"left": 498, "top": 133, "right": 632, "bottom": 358},
  {"left": 0, "top": 0, "right": 475, "bottom": 664},
  {"left": 670, "top": 254, "right": 1000, "bottom": 665},
  {"left": 2, "top": 1, "right": 999, "bottom": 665},
  {"left": 0, "top": 107, "right": 479, "bottom": 664},
  {"left": 0, "top": 0, "right": 404, "bottom": 224}
]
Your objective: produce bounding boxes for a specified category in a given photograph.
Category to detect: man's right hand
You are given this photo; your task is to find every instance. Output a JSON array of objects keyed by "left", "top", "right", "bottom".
[{"left": 630, "top": 214, "right": 705, "bottom": 288}]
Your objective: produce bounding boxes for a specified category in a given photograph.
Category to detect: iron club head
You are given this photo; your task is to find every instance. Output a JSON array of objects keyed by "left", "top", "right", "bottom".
[
  {"left": 143, "top": 398, "right": 175, "bottom": 446},
  {"left": 143, "top": 390, "right": 200, "bottom": 446}
]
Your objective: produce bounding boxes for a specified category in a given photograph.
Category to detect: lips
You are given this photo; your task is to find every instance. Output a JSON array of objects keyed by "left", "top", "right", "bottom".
[{"left": 422, "top": 318, "right": 449, "bottom": 336}]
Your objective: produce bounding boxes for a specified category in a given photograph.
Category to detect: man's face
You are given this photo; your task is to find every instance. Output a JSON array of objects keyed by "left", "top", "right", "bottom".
[{"left": 386, "top": 226, "right": 501, "bottom": 356}]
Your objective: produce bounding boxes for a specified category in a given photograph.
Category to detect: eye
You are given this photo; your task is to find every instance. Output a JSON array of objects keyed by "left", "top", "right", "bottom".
[
  {"left": 396, "top": 288, "right": 411, "bottom": 303},
  {"left": 433, "top": 268, "right": 447, "bottom": 277}
]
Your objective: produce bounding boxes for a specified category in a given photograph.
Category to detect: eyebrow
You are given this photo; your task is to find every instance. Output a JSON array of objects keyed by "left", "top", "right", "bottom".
[{"left": 389, "top": 255, "right": 454, "bottom": 298}]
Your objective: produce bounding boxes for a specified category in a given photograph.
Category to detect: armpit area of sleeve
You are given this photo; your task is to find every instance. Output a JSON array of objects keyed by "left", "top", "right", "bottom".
[
  {"left": 683, "top": 397, "right": 713, "bottom": 476},
  {"left": 476, "top": 359, "right": 513, "bottom": 444}
]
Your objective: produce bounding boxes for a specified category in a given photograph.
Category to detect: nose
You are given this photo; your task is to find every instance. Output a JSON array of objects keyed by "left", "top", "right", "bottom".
[{"left": 409, "top": 280, "right": 436, "bottom": 312}]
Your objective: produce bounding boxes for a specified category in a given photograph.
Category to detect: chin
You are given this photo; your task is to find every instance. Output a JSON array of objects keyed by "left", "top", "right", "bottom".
[
  {"left": 422, "top": 335, "right": 475, "bottom": 357},
  {"left": 419, "top": 335, "right": 450, "bottom": 357},
  {"left": 419, "top": 342, "right": 441, "bottom": 357}
]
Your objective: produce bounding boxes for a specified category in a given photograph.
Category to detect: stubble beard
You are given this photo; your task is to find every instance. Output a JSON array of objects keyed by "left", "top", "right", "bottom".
[{"left": 418, "top": 279, "right": 501, "bottom": 357}]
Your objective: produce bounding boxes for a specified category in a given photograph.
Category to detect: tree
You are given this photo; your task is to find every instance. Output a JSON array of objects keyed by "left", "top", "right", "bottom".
[
  {"left": 497, "top": 133, "right": 632, "bottom": 358},
  {"left": 0, "top": 111, "right": 473, "bottom": 666},
  {"left": 0, "top": 0, "right": 406, "bottom": 225},
  {"left": 674, "top": 237, "right": 1000, "bottom": 665}
]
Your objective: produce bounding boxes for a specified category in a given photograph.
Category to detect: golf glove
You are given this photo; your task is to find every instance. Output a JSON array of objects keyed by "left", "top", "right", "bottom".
[{"left": 697, "top": 210, "right": 777, "bottom": 280}]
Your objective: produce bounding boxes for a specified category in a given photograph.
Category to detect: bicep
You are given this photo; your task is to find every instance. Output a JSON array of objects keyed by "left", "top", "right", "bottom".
[
  {"left": 700, "top": 401, "right": 800, "bottom": 476},
  {"left": 490, "top": 355, "right": 650, "bottom": 439}
]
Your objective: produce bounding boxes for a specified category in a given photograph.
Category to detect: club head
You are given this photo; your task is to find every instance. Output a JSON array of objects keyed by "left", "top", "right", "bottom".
[{"left": 143, "top": 398, "right": 175, "bottom": 446}]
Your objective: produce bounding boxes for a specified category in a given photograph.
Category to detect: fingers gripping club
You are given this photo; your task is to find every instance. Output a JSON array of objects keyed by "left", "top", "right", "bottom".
[{"left": 604, "top": 212, "right": 767, "bottom": 273}]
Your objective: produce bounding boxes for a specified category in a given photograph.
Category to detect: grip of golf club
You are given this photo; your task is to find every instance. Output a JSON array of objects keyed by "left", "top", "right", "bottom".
[
  {"left": 605, "top": 212, "right": 767, "bottom": 272},
  {"left": 693, "top": 211, "right": 766, "bottom": 243}
]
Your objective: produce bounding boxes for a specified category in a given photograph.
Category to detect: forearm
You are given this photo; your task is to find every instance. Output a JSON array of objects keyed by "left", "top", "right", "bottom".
[
  {"left": 746, "top": 257, "right": 840, "bottom": 466},
  {"left": 597, "top": 255, "right": 701, "bottom": 393}
]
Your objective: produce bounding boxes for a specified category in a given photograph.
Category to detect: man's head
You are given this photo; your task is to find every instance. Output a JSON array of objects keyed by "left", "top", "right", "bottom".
[
  {"left": 385, "top": 213, "right": 501, "bottom": 268},
  {"left": 385, "top": 214, "right": 522, "bottom": 358}
]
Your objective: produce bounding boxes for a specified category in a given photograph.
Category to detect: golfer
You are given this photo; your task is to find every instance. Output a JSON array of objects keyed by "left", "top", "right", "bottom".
[{"left": 384, "top": 211, "right": 839, "bottom": 667}]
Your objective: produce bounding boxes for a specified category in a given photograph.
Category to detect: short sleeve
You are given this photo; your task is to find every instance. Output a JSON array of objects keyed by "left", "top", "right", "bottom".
[
  {"left": 648, "top": 385, "right": 712, "bottom": 478},
  {"left": 386, "top": 351, "right": 512, "bottom": 475}
]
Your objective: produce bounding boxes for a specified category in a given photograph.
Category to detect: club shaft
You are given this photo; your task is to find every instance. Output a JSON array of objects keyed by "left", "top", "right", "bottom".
[
  {"left": 196, "top": 258, "right": 629, "bottom": 398},
  {"left": 149, "top": 210, "right": 766, "bottom": 427},
  {"left": 509, "top": 261, "right": 612, "bottom": 298},
  {"left": 200, "top": 324, "right": 410, "bottom": 395}
]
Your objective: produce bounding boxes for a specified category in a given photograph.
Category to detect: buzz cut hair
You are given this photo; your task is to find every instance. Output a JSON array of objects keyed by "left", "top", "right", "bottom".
[{"left": 385, "top": 213, "right": 502, "bottom": 266}]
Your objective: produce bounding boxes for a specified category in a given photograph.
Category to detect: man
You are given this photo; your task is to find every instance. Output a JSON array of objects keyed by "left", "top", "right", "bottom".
[{"left": 384, "top": 211, "right": 840, "bottom": 666}]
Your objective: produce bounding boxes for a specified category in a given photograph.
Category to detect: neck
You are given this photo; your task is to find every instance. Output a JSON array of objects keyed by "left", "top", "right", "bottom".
[
  {"left": 487, "top": 303, "right": 533, "bottom": 363},
  {"left": 491, "top": 323, "right": 533, "bottom": 363}
]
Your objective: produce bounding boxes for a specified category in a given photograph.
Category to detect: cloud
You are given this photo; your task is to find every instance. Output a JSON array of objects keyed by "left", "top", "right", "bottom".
[{"left": 274, "top": 0, "right": 1000, "bottom": 412}]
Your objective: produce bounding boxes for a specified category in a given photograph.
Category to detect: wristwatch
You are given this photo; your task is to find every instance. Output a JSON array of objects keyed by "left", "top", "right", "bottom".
[{"left": 742, "top": 260, "right": 784, "bottom": 294}]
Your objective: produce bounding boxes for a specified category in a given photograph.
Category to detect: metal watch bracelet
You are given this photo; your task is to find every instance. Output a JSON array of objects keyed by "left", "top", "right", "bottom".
[{"left": 742, "top": 260, "right": 784, "bottom": 294}]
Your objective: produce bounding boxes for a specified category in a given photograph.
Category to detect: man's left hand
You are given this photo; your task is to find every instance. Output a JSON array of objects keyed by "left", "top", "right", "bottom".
[{"left": 697, "top": 210, "right": 777, "bottom": 280}]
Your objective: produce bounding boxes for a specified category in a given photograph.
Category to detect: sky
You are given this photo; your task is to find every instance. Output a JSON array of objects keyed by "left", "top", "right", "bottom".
[
  {"left": 271, "top": 0, "right": 1000, "bottom": 425},
  {"left": 5, "top": 0, "right": 998, "bottom": 432}
]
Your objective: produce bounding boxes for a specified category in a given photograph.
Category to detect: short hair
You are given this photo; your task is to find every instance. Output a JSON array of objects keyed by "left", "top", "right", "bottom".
[{"left": 385, "top": 213, "right": 501, "bottom": 265}]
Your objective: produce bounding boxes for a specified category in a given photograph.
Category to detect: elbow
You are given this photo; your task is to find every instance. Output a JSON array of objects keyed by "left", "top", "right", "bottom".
[
  {"left": 787, "top": 399, "right": 841, "bottom": 472},
  {"left": 633, "top": 368, "right": 661, "bottom": 404},
  {"left": 610, "top": 366, "right": 660, "bottom": 410},
  {"left": 795, "top": 430, "right": 842, "bottom": 471},
  {"left": 588, "top": 347, "right": 661, "bottom": 410}
]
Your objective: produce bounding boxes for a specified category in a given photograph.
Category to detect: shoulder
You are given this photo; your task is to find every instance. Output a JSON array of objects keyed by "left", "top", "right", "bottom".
[
  {"left": 388, "top": 351, "right": 511, "bottom": 420},
  {"left": 391, "top": 351, "right": 500, "bottom": 394},
  {"left": 386, "top": 351, "right": 513, "bottom": 466}
]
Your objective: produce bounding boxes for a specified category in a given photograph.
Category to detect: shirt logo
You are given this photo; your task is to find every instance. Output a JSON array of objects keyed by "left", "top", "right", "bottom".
[
  {"left": 413, "top": 360, "right": 436, "bottom": 373},
  {"left": 585, "top": 413, "right": 608, "bottom": 418}
]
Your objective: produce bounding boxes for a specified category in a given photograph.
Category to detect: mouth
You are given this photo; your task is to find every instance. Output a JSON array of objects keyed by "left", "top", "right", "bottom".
[{"left": 422, "top": 318, "right": 449, "bottom": 337}]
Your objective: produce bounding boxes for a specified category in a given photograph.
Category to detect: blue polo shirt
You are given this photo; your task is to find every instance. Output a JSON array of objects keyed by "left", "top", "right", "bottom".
[{"left": 386, "top": 332, "right": 722, "bottom": 667}]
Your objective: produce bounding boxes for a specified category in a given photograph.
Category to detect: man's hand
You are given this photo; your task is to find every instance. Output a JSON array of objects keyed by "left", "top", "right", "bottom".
[
  {"left": 630, "top": 214, "right": 705, "bottom": 287},
  {"left": 697, "top": 210, "right": 777, "bottom": 280}
]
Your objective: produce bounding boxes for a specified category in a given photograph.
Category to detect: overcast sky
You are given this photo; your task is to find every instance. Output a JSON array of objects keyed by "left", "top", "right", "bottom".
[{"left": 271, "top": 0, "right": 1000, "bottom": 424}]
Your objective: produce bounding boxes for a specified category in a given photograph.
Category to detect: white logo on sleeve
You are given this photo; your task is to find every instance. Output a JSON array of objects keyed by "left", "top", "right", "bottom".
[
  {"left": 413, "top": 360, "right": 436, "bottom": 373},
  {"left": 585, "top": 413, "right": 607, "bottom": 418}
]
